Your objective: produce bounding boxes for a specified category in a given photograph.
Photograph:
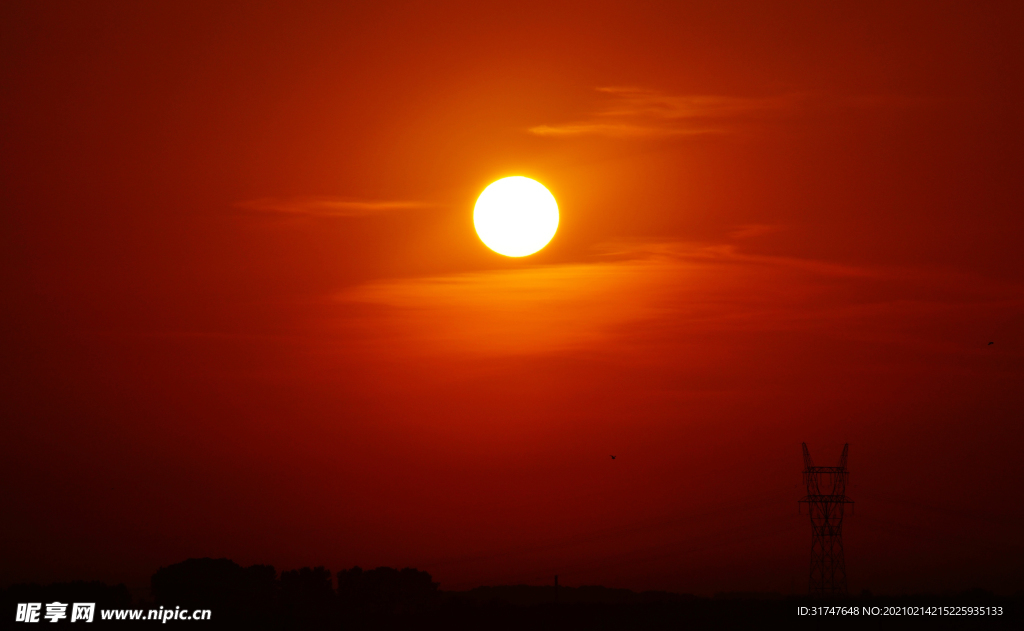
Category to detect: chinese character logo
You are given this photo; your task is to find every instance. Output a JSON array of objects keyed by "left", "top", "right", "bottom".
[
  {"left": 71, "top": 603, "right": 95, "bottom": 623},
  {"left": 43, "top": 602, "right": 68, "bottom": 623},
  {"left": 15, "top": 603, "right": 41, "bottom": 622}
]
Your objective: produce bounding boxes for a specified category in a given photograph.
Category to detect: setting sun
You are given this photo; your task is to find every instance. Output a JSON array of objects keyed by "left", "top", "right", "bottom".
[
  {"left": 5, "top": 2, "right": 1021, "bottom": 616},
  {"left": 474, "top": 176, "right": 559, "bottom": 257}
]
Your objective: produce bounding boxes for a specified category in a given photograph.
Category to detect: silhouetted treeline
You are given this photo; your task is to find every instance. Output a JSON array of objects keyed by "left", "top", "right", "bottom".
[
  {"left": 337, "top": 566, "right": 438, "bottom": 614},
  {"left": 151, "top": 558, "right": 440, "bottom": 627},
  {"left": 3, "top": 559, "right": 1021, "bottom": 629},
  {"left": 150, "top": 558, "right": 277, "bottom": 625},
  {"left": 1, "top": 580, "right": 130, "bottom": 609},
  {"left": 462, "top": 583, "right": 699, "bottom": 607}
]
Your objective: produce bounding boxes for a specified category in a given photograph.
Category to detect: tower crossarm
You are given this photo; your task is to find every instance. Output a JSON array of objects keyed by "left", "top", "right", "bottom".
[{"left": 800, "top": 495, "right": 853, "bottom": 502}]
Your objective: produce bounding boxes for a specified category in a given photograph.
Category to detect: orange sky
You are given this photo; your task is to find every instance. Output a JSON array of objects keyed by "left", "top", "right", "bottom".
[{"left": 2, "top": 1, "right": 1023, "bottom": 596}]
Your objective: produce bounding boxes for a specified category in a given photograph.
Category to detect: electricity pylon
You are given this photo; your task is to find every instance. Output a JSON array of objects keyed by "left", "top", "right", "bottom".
[{"left": 800, "top": 443, "right": 853, "bottom": 597}]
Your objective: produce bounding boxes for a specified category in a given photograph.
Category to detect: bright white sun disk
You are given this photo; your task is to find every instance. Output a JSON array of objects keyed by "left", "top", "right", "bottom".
[{"left": 474, "top": 176, "right": 558, "bottom": 257}]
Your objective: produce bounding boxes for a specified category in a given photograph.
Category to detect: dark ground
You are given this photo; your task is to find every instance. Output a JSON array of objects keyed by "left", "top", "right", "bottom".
[{"left": 2, "top": 559, "right": 1019, "bottom": 629}]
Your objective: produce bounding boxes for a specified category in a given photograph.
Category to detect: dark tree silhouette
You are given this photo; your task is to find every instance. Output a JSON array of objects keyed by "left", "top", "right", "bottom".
[
  {"left": 280, "top": 566, "right": 334, "bottom": 625},
  {"left": 336, "top": 566, "right": 439, "bottom": 615},
  {"left": 281, "top": 566, "right": 333, "bottom": 604},
  {"left": 151, "top": 557, "right": 276, "bottom": 625}
]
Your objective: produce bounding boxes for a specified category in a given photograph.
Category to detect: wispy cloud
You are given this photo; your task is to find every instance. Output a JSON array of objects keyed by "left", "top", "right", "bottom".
[
  {"left": 728, "top": 224, "right": 786, "bottom": 240},
  {"left": 235, "top": 197, "right": 436, "bottom": 218},
  {"left": 334, "top": 242, "right": 1022, "bottom": 359},
  {"left": 340, "top": 257, "right": 666, "bottom": 355},
  {"left": 529, "top": 87, "right": 800, "bottom": 138}
]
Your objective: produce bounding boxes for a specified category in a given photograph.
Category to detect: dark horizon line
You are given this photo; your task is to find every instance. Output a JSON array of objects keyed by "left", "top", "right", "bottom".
[{"left": 3, "top": 556, "right": 1021, "bottom": 601}]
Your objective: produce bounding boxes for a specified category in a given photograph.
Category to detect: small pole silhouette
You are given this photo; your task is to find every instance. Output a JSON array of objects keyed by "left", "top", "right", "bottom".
[
  {"left": 799, "top": 443, "right": 853, "bottom": 597},
  {"left": 554, "top": 575, "right": 559, "bottom": 603}
]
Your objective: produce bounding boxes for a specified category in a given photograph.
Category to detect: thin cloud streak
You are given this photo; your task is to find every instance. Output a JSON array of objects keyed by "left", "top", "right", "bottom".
[
  {"left": 530, "top": 87, "right": 801, "bottom": 138},
  {"left": 530, "top": 87, "right": 923, "bottom": 138},
  {"left": 529, "top": 122, "right": 724, "bottom": 138},
  {"left": 235, "top": 197, "right": 437, "bottom": 218},
  {"left": 728, "top": 224, "right": 786, "bottom": 240}
]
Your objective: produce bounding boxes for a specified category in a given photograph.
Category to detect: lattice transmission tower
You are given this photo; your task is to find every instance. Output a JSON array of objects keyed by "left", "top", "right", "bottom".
[{"left": 799, "top": 443, "right": 853, "bottom": 597}]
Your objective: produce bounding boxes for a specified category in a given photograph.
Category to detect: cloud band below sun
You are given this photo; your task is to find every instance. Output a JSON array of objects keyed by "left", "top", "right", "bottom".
[{"left": 334, "top": 241, "right": 1022, "bottom": 359}]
